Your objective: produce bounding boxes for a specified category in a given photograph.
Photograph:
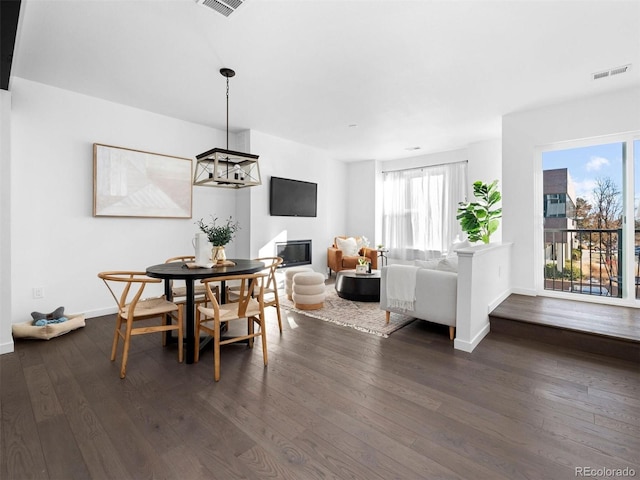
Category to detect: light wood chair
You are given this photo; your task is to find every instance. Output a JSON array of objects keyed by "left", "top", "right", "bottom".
[
  {"left": 98, "top": 271, "right": 183, "bottom": 379},
  {"left": 195, "top": 273, "right": 268, "bottom": 381},
  {"left": 164, "top": 255, "right": 219, "bottom": 304},
  {"left": 227, "top": 257, "right": 283, "bottom": 332}
]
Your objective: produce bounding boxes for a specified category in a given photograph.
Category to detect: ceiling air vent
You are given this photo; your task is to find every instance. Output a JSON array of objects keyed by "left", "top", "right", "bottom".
[
  {"left": 610, "top": 65, "right": 630, "bottom": 76},
  {"left": 195, "top": 0, "right": 245, "bottom": 17},
  {"left": 593, "top": 70, "right": 610, "bottom": 80},
  {"left": 592, "top": 64, "right": 631, "bottom": 81}
]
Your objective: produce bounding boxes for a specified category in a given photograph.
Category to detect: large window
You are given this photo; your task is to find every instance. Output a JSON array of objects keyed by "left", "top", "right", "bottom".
[
  {"left": 541, "top": 135, "right": 639, "bottom": 301},
  {"left": 382, "top": 161, "right": 467, "bottom": 261}
]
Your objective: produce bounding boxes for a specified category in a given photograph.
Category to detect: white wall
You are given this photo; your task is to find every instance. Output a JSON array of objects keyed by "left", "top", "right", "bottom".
[
  {"left": 8, "top": 79, "right": 240, "bottom": 325},
  {"left": 382, "top": 147, "right": 468, "bottom": 173},
  {"left": 248, "top": 130, "right": 348, "bottom": 275},
  {"left": 468, "top": 139, "right": 502, "bottom": 241},
  {"left": 503, "top": 86, "right": 640, "bottom": 295},
  {"left": 3, "top": 79, "right": 351, "bottom": 354},
  {"left": 455, "top": 242, "right": 512, "bottom": 352},
  {"left": 468, "top": 139, "right": 501, "bottom": 195},
  {"left": 346, "top": 159, "right": 376, "bottom": 246},
  {"left": 1, "top": 90, "right": 13, "bottom": 354}
]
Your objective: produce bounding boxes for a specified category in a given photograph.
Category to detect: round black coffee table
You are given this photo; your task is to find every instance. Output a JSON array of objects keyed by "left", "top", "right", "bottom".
[{"left": 335, "top": 269, "right": 381, "bottom": 302}]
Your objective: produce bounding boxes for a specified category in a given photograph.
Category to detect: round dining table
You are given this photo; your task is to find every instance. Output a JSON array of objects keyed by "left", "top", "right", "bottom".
[{"left": 146, "top": 258, "right": 265, "bottom": 364}]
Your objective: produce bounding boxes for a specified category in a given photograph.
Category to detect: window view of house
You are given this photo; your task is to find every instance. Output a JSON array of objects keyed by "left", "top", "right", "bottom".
[{"left": 542, "top": 141, "right": 638, "bottom": 299}]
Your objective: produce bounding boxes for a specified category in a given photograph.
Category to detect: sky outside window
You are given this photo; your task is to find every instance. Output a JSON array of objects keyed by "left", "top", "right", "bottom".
[{"left": 542, "top": 142, "right": 624, "bottom": 207}]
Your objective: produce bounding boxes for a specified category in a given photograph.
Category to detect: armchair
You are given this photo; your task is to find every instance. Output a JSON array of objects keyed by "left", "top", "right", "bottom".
[{"left": 327, "top": 236, "right": 378, "bottom": 276}]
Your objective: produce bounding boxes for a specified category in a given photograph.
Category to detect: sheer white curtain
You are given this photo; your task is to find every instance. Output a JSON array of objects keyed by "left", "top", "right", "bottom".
[{"left": 382, "top": 161, "right": 467, "bottom": 261}]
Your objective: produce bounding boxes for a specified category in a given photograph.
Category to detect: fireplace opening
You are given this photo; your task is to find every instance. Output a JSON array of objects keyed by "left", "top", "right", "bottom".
[{"left": 275, "top": 240, "right": 312, "bottom": 268}]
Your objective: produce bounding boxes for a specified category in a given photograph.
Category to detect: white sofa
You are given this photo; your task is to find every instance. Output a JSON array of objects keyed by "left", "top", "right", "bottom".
[
  {"left": 380, "top": 262, "right": 458, "bottom": 340},
  {"left": 380, "top": 242, "right": 513, "bottom": 350}
]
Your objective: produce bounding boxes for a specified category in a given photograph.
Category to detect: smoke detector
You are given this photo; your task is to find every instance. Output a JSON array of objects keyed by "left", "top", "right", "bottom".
[
  {"left": 195, "top": 0, "right": 246, "bottom": 17},
  {"left": 592, "top": 64, "right": 631, "bottom": 81}
]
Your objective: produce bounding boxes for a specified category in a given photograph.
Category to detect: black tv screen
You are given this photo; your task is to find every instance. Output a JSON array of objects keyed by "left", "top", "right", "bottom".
[{"left": 270, "top": 176, "right": 317, "bottom": 217}]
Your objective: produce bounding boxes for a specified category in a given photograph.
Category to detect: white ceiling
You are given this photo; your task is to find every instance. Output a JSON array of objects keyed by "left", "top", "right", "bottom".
[{"left": 12, "top": 0, "right": 640, "bottom": 162}]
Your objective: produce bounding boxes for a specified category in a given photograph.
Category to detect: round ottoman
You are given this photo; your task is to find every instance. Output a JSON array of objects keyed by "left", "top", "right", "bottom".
[
  {"left": 285, "top": 266, "right": 314, "bottom": 300},
  {"left": 292, "top": 271, "right": 326, "bottom": 310}
]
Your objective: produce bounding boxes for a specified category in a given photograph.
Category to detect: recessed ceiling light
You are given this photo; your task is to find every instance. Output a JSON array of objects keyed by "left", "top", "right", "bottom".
[
  {"left": 348, "top": 124, "right": 358, "bottom": 128},
  {"left": 405, "top": 146, "right": 421, "bottom": 151}
]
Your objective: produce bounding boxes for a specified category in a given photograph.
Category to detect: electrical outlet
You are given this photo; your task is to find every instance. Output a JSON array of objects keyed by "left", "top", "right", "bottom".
[{"left": 32, "top": 287, "right": 44, "bottom": 299}]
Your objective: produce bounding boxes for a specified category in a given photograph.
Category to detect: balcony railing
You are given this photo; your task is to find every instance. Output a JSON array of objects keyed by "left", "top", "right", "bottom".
[{"left": 544, "top": 228, "right": 639, "bottom": 299}]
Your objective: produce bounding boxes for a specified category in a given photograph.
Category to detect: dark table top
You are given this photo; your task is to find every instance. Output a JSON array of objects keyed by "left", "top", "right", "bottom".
[
  {"left": 337, "top": 269, "right": 381, "bottom": 279},
  {"left": 146, "top": 258, "right": 265, "bottom": 280}
]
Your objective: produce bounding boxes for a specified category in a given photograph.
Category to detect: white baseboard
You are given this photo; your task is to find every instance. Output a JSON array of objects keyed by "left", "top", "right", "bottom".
[
  {"left": 454, "top": 323, "right": 490, "bottom": 353},
  {"left": 511, "top": 287, "right": 537, "bottom": 296},
  {"left": 1, "top": 307, "right": 116, "bottom": 357},
  {"left": 488, "top": 288, "right": 513, "bottom": 313},
  {"left": 82, "top": 306, "right": 118, "bottom": 319},
  {"left": 0, "top": 340, "right": 14, "bottom": 355}
]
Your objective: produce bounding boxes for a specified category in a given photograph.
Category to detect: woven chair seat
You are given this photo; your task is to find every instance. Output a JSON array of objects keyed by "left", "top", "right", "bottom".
[
  {"left": 122, "top": 297, "right": 178, "bottom": 319},
  {"left": 227, "top": 285, "right": 277, "bottom": 300},
  {"left": 98, "top": 271, "right": 183, "bottom": 378},
  {"left": 226, "top": 257, "right": 283, "bottom": 332},
  {"left": 199, "top": 298, "right": 262, "bottom": 322},
  {"left": 171, "top": 284, "right": 207, "bottom": 297},
  {"left": 165, "top": 255, "right": 218, "bottom": 304},
  {"left": 195, "top": 273, "right": 268, "bottom": 381}
]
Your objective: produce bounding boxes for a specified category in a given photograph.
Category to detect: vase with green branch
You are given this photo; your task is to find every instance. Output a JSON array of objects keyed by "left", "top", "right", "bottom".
[
  {"left": 196, "top": 215, "right": 240, "bottom": 263},
  {"left": 456, "top": 180, "right": 502, "bottom": 244}
]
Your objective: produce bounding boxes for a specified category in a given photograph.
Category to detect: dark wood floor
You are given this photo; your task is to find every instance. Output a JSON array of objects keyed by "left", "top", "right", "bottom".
[
  {"left": 2, "top": 307, "right": 639, "bottom": 480},
  {"left": 491, "top": 294, "right": 640, "bottom": 342},
  {"left": 490, "top": 294, "right": 640, "bottom": 363}
]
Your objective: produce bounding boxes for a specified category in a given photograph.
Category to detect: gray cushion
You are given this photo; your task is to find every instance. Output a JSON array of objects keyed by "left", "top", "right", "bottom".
[{"left": 31, "top": 306, "right": 65, "bottom": 321}]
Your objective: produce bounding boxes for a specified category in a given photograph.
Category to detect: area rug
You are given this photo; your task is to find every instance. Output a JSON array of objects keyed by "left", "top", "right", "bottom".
[{"left": 279, "top": 288, "right": 415, "bottom": 338}]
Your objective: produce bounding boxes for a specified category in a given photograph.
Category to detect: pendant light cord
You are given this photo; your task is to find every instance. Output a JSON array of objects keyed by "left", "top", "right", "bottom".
[{"left": 226, "top": 76, "right": 230, "bottom": 150}]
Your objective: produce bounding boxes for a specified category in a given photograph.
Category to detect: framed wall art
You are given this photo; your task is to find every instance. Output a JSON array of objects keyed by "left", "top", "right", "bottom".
[{"left": 93, "top": 143, "right": 193, "bottom": 218}]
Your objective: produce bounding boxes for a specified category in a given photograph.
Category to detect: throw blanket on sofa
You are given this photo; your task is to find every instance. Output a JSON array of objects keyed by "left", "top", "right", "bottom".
[{"left": 386, "top": 265, "right": 420, "bottom": 311}]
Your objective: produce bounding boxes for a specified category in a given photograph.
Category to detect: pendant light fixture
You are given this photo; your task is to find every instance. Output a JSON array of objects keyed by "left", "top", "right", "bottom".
[{"left": 193, "top": 68, "right": 261, "bottom": 188}]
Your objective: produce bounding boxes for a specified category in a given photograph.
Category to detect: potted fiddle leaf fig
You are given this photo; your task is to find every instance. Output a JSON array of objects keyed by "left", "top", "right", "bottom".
[{"left": 456, "top": 180, "right": 502, "bottom": 244}]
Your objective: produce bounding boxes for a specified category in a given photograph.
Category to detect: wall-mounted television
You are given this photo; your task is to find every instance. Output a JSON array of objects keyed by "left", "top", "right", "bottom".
[{"left": 269, "top": 176, "right": 317, "bottom": 217}]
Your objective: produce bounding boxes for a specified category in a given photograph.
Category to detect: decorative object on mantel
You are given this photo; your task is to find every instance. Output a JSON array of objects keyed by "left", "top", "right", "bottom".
[
  {"left": 193, "top": 68, "right": 261, "bottom": 188},
  {"left": 456, "top": 179, "right": 502, "bottom": 244},
  {"left": 196, "top": 215, "right": 240, "bottom": 264}
]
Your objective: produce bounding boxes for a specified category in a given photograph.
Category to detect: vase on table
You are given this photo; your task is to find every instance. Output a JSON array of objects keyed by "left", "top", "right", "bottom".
[{"left": 212, "top": 246, "right": 226, "bottom": 263}]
